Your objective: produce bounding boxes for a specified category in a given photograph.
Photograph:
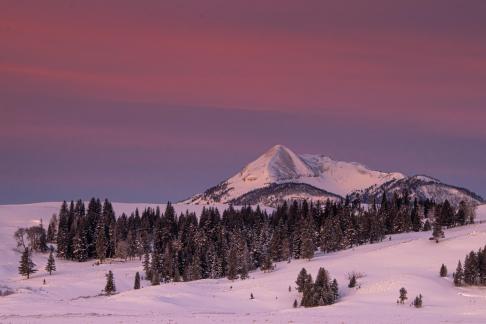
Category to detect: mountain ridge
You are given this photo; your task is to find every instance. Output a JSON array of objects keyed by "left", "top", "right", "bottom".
[{"left": 183, "top": 145, "right": 483, "bottom": 206}]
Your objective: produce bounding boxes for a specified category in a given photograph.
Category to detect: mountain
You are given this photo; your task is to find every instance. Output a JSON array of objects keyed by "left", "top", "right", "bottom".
[
  {"left": 351, "top": 175, "right": 484, "bottom": 205},
  {"left": 184, "top": 144, "right": 405, "bottom": 206},
  {"left": 230, "top": 183, "right": 342, "bottom": 207},
  {"left": 184, "top": 144, "right": 484, "bottom": 207}
]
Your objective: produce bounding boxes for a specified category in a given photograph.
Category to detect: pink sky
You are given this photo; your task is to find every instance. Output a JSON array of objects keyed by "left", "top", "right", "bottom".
[{"left": 1, "top": 0, "right": 485, "bottom": 203}]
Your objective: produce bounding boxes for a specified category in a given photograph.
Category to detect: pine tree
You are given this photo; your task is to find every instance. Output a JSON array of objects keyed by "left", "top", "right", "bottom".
[
  {"left": 150, "top": 251, "right": 161, "bottom": 283},
  {"left": 411, "top": 199, "right": 422, "bottom": 232},
  {"left": 331, "top": 279, "right": 339, "bottom": 302},
  {"left": 18, "top": 248, "right": 37, "bottom": 279},
  {"left": 313, "top": 267, "right": 334, "bottom": 306},
  {"left": 478, "top": 248, "right": 486, "bottom": 285},
  {"left": 104, "top": 270, "right": 116, "bottom": 295},
  {"left": 348, "top": 274, "right": 357, "bottom": 288},
  {"left": 455, "top": 201, "right": 467, "bottom": 226},
  {"left": 300, "top": 273, "right": 314, "bottom": 307},
  {"left": 413, "top": 294, "right": 423, "bottom": 308},
  {"left": 38, "top": 220, "right": 49, "bottom": 253},
  {"left": 260, "top": 251, "right": 273, "bottom": 273},
  {"left": 432, "top": 218, "right": 444, "bottom": 243},
  {"left": 440, "top": 264, "right": 447, "bottom": 277},
  {"left": 47, "top": 214, "right": 58, "bottom": 243},
  {"left": 143, "top": 251, "right": 152, "bottom": 281},
  {"left": 454, "top": 260, "right": 464, "bottom": 286},
  {"left": 296, "top": 268, "right": 308, "bottom": 293},
  {"left": 227, "top": 245, "right": 238, "bottom": 280},
  {"left": 73, "top": 229, "right": 89, "bottom": 262},
  {"left": 151, "top": 271, "right": 160, "bottom": 286},
  {"left": 239, "top": 244, "right": 250, "bottom": 280},
  {"left": 134, "top": 272, "right": 141, "bottom": 289},
  {"left": 189, "top": 252, "right": 202, "bottom": 281},
  {"left": 45, "top": 251, "right": 56, "bottom": 275},
  {"left": 96, "top": 218, "right": 107, "bottom": 263},
  {"left": 441, "top": 200, "right": 454, "bottom": 228},
  {"left": 464, "top": 251, "right": 479, "bottom": 285},
  {"left": 56, "top": 201, "right": 69, "bottom": 258},
  {"left": 300, "top": 216, "right": 315, "bottom": 260},
  {"left": 399, "top": 287, "right": 407, "bottom": 304}
]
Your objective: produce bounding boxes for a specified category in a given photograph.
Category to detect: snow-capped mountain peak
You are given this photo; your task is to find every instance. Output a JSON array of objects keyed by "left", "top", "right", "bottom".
[
  {"left": 236, "top": 144, "right": 318, "bottom": 185},
  {"left": 184, "top": 145, "right": 405, "bottom": 205},
  {"left": 184, "top": 145, "right": 483, "bottom": 206}
]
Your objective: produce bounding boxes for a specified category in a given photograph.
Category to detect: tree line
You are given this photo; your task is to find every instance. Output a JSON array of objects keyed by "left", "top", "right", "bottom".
[
  {"left": 452, "top": 244, "right": 486, "bottom": 286},
  {"left": 39, "top": 193, "right": 475, "bottom": 284}
]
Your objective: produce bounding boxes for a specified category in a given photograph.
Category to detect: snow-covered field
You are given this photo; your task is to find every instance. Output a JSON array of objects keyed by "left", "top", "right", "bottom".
[{"left": 1, "top": 202, "right": 486, "bottom": 323}]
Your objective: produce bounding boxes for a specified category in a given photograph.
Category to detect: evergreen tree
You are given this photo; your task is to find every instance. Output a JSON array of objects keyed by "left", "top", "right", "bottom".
[
  {"left": 432, "top": 218, "right": 444, "bottom": 243},
  {"left": 440, "top": 264, "right": 447, "bottom": 277},
  {"left": 47, "top": 214, "right": 58, "bottom": 243},
  {"left": 18, "top": 248, "right": 37, "bottom": 279},
  {"left": 73, "top": 229, "right": 89, "bottom": 262},
  {"left": 239, "top": 244, "right": 250, "bottom": 280},
  {"left": 296, "top": 268, "right": 308, "bottom": 293},
  {"left": 348, "top": 274, "right": 357, "bottom": 288},
  {"left": 38, "top": 220, "right": 49, "bottom": 253},
  {"left": 478, "top": 248, "right": 486, "bottom": 285},
  {"left": 440, "top": 200, "right": 455, "bottom": 228},
  {"left": 413, "top": 294, "right": 423, "bottom": 308},
  {"left": 226, "top": 245, "right": 238, "bottom": 280},
  {"left": 143, "top": 251, "right": 152, "bottom": 280},
  {"left": 464, "top": 251, "right": 479, "bottom": 285},
  {"left": 455, "top": 201, "right": 467, "bottom": 226},
  {"left": 189, "top": 251, "right": 202, "bottom": 281},
  {"left": 45, "top": 251, "right": 56, "bottom": 275},
  {"left": 56, "top": 201, "right": 69, "bottom": 258},
  {"left": 95, "top": 218, "right": 107, "bottom": 263},
  {"left": 151, "top": 271, "right": 160, "bottom": 286},
  {"left": 104, "top": 270, "right": 116, "bottom": 295},
  {"left": 331, "top": 279, "right": 339, "bottom": 301},
  {"left": 134, "top": 272, "right": 141, "bottom": 289},
  {"left": 398, "top": 287, "right": 407, "bottom": 304},
  {"left": 313, "top": 267, "right": 333, "bottom": 306},
  {"left": 411, "top": 199, "right": 422, "bottom": 232},
  {"left": 150, "top": 251, "right": 161, "bottom": 282},
  {"left": 454, "top": 260, "right": 464, "bottom": 286},
  {"left": 300, "top": 273, "right": 314, "bottom": 307},
  {"left": 300, "top": 216, "right": 315, "bottom": 260},
  {"left": 260, "top": 240, "right": 273, "bottom": 273}
]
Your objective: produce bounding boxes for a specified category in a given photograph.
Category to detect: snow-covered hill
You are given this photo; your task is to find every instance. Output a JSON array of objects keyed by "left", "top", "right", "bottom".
[
  {"left": 1, "top": 202, "right": 486, "bottom": 323},
  {"left": 185, "top": 144, "right": 405, "bottom": 204},
  {"left": 352, "top": 175, "right": 484, "bottom": 205},
  {"left": 184, "top": 144, "right": 483, "bottom": 206},
  {"left": 230, "top": 183, "right": 342, "bottom": 207}
]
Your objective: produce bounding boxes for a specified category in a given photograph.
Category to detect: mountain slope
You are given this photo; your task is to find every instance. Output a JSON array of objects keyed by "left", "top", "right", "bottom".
[
  {"left": 1, "top": 203, "right": 486, "bottom": 323},
  {"left": 184, "top": 145, "right": 404, "bottom": 204},
  {"left": 351, "top": 175, "right": 484, "bottom": 205},
  {"left": 230, "top": 183, "right": 342, "bottom": 207}
]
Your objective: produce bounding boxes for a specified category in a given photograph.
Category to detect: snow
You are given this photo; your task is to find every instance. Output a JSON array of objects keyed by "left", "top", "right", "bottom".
[
  {"left": 188, "top": 144, "right": 405, "bottom": 204},
  {"left": 1, "top": 202, "right": 486, "bottom": 323}
]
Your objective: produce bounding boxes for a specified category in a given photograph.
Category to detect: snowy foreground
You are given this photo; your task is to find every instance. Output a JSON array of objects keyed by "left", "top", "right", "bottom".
[{"left": 1, "top": 202, "right": 486, "bottom": 323}]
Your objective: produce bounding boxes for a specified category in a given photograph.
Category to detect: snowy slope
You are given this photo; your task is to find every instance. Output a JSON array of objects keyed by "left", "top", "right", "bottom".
[
  {"left": 185, "top": 145, "right": 405, "bottom": 204},
  {"left": 230, "top": 183, "right": 342, "bottom": 207},
  {"left": 1, "top": 203, "right": 486, "bottom": 323},
  {"left": 352, "top": 175, "right": 484, "bottom": 205}
]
